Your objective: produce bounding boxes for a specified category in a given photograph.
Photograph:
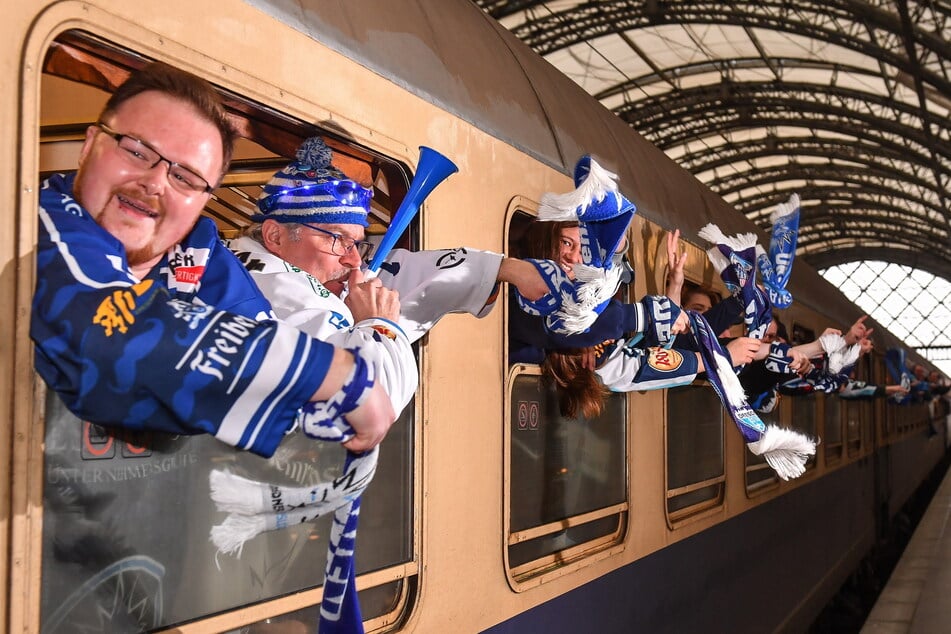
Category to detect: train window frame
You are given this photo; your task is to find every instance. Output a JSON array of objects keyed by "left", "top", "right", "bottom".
[
  {"left": 663, "top": 271, "right": 729, "bottom": 525},
  {"left": 845, "top": 357, "right": 870, "bottom": 458},
  {"left": 786, "top": 392, "right": 819, "bottom": 475},
  {"left": 27, "top": 26, "right": 421, "bottom": 633},
  {"left": 823, "top": 393, "right": 844, "bottom": 465},
  {"left": 744, "top": 406, "right": 780, "bottom": 495},
  {"left": 502, "top": 204, "right": 629, "bottom": 591},
  {"left": 664, "top": 382, "right": 726, "bottom": 526}
]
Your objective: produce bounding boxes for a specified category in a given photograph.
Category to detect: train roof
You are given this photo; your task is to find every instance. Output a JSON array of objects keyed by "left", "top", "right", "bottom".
[
  {"left": 246, "top": 0, "right": 884, "bottom": 330},
  {"left": 247, "top": 0, "right": 746, "bottom": 233}
]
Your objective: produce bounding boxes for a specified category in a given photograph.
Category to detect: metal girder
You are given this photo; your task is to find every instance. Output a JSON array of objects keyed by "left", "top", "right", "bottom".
[
  {"left": 680, "top": 136, "right": 924, "bottom": 178},
  {"left": 482, "top": 1, "right": 951, "bottom": 96},
  {"left": 621, "top": 82, "right": 950, "bottom": 162},
  {"left": 804, "top": 246, "right": 951, "bottom": 282},
  {"left": 473, "top": 0, "right": 951, "bottom": 285},
  {"left": 595, "top": 56, "right": 886, "bottom": 101}
]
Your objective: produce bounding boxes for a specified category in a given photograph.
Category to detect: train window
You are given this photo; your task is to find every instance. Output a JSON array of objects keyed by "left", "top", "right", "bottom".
[
  {"left": 36, "top": 32, "right": 417, "bottom": 631},
  {"left": 884, "top": 399, "right": 898, "bottom": 438},
  {"left": 506, "top": 368, "right": 627, "bottom": 579},
  {"left": 745, "top": 407, "right": 779, "bottom": 493},
  {"left": 845, "top": 399, "right": 864, "bottom": 456},
  {"left": 788, "top": 393, "right": 818, "bottom": 472},
  {"left": 504, "top": 209, "right": 628, "bottom": 586},
  {"left": 791, "top": 322, "right": 815, "bottom": 346},
  {"left": 824, "top": 394, "right": 844, "bottom": 464},
  {"left": 665, "top": 384, "right": 725, "bottom": 521}
]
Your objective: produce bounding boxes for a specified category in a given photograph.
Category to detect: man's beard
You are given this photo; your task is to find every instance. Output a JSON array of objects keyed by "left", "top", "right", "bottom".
[
  {"left": 125, "top": 243, "right": 164, "bottom": 269},
  {"left": 77, "top": 177, "right": 165, "bottom": 271}
]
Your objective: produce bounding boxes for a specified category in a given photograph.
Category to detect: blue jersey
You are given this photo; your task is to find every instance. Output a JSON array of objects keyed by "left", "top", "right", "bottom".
[{"left": 31, "top": 173, "right": 334, "bottom": 457}]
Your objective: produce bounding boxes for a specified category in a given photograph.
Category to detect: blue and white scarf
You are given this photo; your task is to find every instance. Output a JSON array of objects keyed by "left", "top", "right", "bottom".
[
  {"left": 779, "top": 334, "right": 861, "bottom": 397},
  {"left": 698, "top": 224, "right": 772, "bottom": 342},
  {"left": 693, "top": 225, "right": 816, "bottom": 479},
  {"left": 756, "top": 194, "right": 800, "bottom": 309},
  {"left": 885, "top": 347, "right": 914, "bottom": 404},
  {"left": 209, "top": 397, "right": 378, "bottom": 633},
  {"left": 689, "top": 313, "right": 815, "bottom": 480}
]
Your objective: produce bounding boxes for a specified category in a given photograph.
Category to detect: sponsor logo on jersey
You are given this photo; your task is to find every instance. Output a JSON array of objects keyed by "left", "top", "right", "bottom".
[
  {"left": 167, "top": 245, "right": 210, "bottom": 293},
  {"left": 435, "top": 247, "right": 468, "bottom": 269},
  {"left": 371, "top": 324, "right": 398, "bottom": 340},
  {"left": 92, "top": 280, "right": 156, "bottom": 336},
  {"left": 647, "top": 346, "right": 684, "bottom": 372}
]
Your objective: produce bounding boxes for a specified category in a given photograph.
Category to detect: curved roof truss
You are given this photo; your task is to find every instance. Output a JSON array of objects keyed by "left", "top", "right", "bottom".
[{"left": 475, "top": 0, "right": 951, "bottom": 280}]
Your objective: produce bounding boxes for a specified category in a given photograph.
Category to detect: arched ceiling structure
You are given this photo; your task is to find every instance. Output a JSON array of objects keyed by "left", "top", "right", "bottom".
[{"left": 474, "top": 0, "right": 951, "bottom": 282}]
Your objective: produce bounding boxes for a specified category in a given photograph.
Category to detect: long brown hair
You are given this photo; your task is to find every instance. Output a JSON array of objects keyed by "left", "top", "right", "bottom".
[
  {"left": 521, "top": 219, "right": 606, "bottom": 419},
  {"left": 542, "top": 349, "right": 608, "bottom": 419}
]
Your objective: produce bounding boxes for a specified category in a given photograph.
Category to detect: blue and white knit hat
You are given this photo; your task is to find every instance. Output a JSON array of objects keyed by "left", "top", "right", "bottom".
[
  {"left": 253, "top": 136, "right": 372, "bottom": 227},
  {"left": 538, "top": 155, "right": 637, "bottom": 269},
  {"left": 518, "top": 155, "right": 637, "bottom": 334}
]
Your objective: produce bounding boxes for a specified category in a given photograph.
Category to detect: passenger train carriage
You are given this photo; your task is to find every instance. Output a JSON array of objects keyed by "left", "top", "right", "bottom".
[{"left": 2, "top": 1, "right": 947, "bottom": 632}]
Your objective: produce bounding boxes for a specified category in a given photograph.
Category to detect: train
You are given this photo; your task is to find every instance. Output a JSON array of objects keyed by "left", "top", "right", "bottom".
[{"left": 2, "top": 0, "right": 948, "bottom": 632}]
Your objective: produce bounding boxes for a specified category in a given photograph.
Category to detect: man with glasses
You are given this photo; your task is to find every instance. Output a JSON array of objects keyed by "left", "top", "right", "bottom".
[
  {"left": 32, "top": 62, "right": 395, "bottom": 456},
  {"left": 228, "top": 136, "right": 552, "bottom": 417}
]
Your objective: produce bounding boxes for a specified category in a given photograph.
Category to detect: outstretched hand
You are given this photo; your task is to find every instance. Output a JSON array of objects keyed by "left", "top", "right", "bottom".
[
  {"left": 671, "top": 310, "right": 690, "bottom": 336},
  {"left": 665, "top": 229, "right": 687, "bottom": 301},
  {"left": 787, "top": 348, "right": 813, "bottom": 375},
  {"left": 499, "top": 257, "right": 550, "bottom": 301},
  {"left": 845, "top": 315, "right": 873, "bottom": 345}
]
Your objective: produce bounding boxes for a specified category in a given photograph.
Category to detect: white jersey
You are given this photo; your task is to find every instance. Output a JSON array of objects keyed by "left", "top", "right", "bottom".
[{"left": 227, "top": 238, "right": 504, "bottom": 415}]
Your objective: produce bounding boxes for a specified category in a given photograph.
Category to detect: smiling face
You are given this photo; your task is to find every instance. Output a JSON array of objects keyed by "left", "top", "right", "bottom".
[
  {"left": 74, "top": 91, "right": 223, "bottom": 277},
  {"left": 557, "top": 225, "right": 583, "bottom": 279}
]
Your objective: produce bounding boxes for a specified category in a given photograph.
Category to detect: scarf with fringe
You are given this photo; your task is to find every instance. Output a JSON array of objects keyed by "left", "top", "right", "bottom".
[
  {"left": 208, "top": 406, "right": 377, "bottom": 634},
  {"left": 697, "top": 224, "right": 772, "bottom": 343},
  {"left": 695, "top": 224, "right": 815, "bottom": 478},
  {"left": 778, "top": 333, "right": 861, "bottom": 396},
  {"left": 689, "top": 312, "right": 815, "bottom": 480},
  {"left": 756, "top": 193, "right": 800, "bottom": 309},
  {"left": 515, "top": 156, "right": 635, "bottom": 336}
]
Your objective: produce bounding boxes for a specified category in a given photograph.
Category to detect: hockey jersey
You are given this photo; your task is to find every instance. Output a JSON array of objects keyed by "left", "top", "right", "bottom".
[
  {"left": 226, "top": 237, "right": 505, "bottom": 415},
  {"left": 510, "top": 294, "right": 699, "bottom": 392},
  {"left": 31, "top": 173, "right": 336, "bottom": 457}
]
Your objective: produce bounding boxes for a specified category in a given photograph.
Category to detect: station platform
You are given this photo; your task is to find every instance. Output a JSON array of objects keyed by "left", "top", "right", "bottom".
[{"left": 862, "top": 462, "right": 951, "bottom": 633}]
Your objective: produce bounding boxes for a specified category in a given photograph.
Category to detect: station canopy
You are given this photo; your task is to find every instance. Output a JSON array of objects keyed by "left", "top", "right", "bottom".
[{"left": 475, "top": 0, "right": 951, "bottom": 373}]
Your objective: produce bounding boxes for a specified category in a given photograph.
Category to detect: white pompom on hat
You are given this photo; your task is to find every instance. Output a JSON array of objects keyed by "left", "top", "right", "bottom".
[{"left": 254, "top": 136, "right": 372, "bottom": 227}]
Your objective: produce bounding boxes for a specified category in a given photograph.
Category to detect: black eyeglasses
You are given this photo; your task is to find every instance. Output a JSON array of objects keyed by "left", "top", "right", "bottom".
[
  {"left": 300, "top": 223, "right": 375, "bottom": 259},
  {"left": 97, "top": 122, "right": 215, "bottom": 195}
]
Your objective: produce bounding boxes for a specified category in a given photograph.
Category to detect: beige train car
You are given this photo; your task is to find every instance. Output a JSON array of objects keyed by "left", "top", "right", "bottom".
[{"left": 2, "top": 1, "right": 946, "bottom": 633}]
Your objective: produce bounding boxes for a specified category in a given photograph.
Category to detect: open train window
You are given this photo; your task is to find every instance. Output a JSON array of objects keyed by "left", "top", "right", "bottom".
[
  {"left": 790, "top": 322, "right": 815, "bottom": 347},
  {"left": 503, "top": 209, "right": 628, "bottom": 588},
  {"left": 35, "top": 31, "right": 417, "bottom": 632},
  {"left": 665, "top": 384, "right": 725, "bottom": 523}
]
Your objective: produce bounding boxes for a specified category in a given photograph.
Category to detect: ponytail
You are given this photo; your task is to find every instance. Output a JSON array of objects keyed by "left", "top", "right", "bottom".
[{"left": 542, "top": 350, "right": 607, "bottom": 419}]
